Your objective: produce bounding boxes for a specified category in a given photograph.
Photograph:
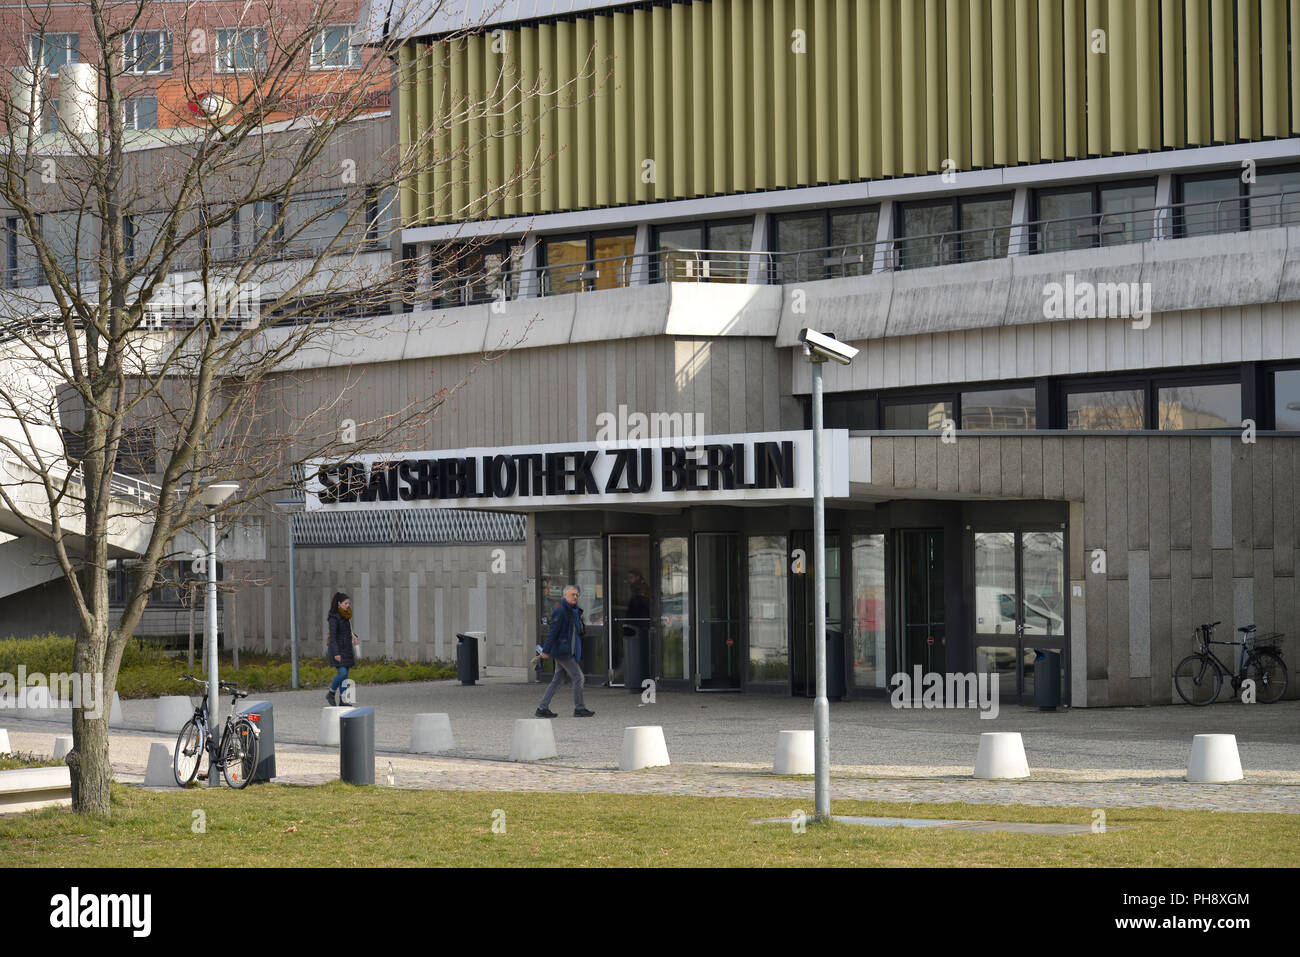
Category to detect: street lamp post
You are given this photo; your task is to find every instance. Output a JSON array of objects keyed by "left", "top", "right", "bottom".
[
  {"left": 197, "top": 481, "right": 239, "bottom": 788},
  {"left": 797, "top": 328, "right": 858, "bottom": 822}
]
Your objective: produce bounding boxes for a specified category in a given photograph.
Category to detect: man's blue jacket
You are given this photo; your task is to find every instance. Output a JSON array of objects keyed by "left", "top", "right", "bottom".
[{"left": 543, "top": 601, "right": 584, "bottom": 661}]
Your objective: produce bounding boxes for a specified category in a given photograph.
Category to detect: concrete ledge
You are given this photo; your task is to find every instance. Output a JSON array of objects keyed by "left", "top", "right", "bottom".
[{"left": 0, "top": 766, "right": 72, "bottom": 813}]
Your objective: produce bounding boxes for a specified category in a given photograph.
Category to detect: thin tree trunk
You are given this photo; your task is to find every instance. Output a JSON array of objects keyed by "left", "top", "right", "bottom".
[{"left": 188, "top": 582, "right": 196, "bottom": 671}]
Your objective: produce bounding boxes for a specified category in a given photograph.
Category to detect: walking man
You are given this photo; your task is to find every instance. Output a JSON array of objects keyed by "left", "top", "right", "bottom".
[{"left": 536, "top": 584, "right": 595, "bottom": 718}]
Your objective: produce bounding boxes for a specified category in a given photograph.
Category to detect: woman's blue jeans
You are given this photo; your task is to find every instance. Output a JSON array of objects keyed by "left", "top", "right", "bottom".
[{"left": 330, "top": 666, "right": 349, "bottom": 691}]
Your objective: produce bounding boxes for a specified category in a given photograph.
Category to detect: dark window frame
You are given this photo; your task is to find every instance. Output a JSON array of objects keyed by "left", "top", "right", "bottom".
[
  {"left": 894, "top": 191, "right": 1014, "bottom": 267},
  {"left": 1032, "top": 177, "right": 1158, "bottom": 251},
  {"left": 1266, "top": 361, "right": 1300, "bottom": 432}
]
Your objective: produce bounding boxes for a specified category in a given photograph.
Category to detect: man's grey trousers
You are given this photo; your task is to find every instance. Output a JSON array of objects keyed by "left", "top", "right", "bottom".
[{"left": 539, "top": 655, "right": 586, "bottom": 710}]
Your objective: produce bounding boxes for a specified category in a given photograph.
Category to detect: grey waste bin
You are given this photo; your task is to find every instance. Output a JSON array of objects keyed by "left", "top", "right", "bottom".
[
  {"left": 340, "top": 706, "right": 375, "bottom": 785},
  {"left": 826, "top": 628, "right": 846, "bottom": 701},
  {"left": 1035, "top": 650, "right": 1062, "bottom": 710},
  {"left": 456, "top": 633, "right": 479, "bottom": 685},
  {"left": 622, "top": 625, "right": 648, "bottom": 692},
  {"left": 240, "top": 700, "right": 276, "bottom": 783}
]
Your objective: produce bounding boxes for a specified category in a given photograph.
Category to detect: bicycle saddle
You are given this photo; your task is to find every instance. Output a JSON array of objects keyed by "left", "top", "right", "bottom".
[{"left": 1238, "top": 624, "right": 1257, "bottom": 633}]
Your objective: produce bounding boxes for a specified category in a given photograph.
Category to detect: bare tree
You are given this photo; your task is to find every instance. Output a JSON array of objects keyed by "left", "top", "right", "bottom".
[{"left": 0, "top": 0, "right": 586, "bottom": 814}]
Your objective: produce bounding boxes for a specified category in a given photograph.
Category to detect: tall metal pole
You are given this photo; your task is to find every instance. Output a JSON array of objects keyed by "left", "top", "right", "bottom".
[
  {"left": 811, "top": 357, "right": 830, "bottom": 820},
  {"left": 206, "top": 510, "right": 219, "bottom": 788},
  {"left": 288, "top": 515, "right": 299, "bottom": 689}
]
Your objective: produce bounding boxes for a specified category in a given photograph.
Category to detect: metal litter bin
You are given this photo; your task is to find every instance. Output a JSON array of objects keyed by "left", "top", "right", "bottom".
[
  {"left": 456, "top": 633, "right": 479, "bottom": 685},
  {"left": 240, "top": 700, "right": 276, "bottom": 783},
  {"left": 1035, "top": 650, "right": 1062, "bottom": 710},
  {"left": 340, "top": 706, "right": 375, "bottom": 785}
]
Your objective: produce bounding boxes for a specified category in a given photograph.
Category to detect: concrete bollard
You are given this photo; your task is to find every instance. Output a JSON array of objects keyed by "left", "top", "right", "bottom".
[
  {"left": 973, "top": 732, "right": 1031, "bottom": 779},
  {"left": 109, "top": 692, "right": 125, "bottom": 727},
  {"left": 340, "top": 707, "right": 375, "bottom": 785},
  {"left": 773, "top": 730, "right": 815, "bottom": 775},
  {"left": 618, "top": 726, "right": 670, "bottom": 771},
  {"left": 409, "top": 713, "right": 455, "bottom": 753},
  {"left": 154, "top": 696, "right": 193, "bottom": 733},
  {"left": 318, "top": 706, "right": 350, "bottom": 746},
  {"left": 0, "top": 729, "right": 10, "bottom": 753},
  {"left": 1186, "top": 733, "right": 1244, "bottom": 783},
  {"left": 144, "top": 741, "right": 176, "bottom": 787},
  {"left": 508, "top": 718, "right": 557, "bottom": 761},
  {"left": 52, "top": 735, "right": 72, "bottom": 760}
]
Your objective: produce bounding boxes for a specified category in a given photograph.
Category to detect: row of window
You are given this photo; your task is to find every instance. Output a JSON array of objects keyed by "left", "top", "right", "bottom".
[
  {"left": 423, "top": 164, "right": 1300, "bottom": 303},
  {"left": 30, "top": 25, "right": 361, "bottom": 76},
  {"left": 816, "top": 367, "right": 1300, "bottom": 433}
]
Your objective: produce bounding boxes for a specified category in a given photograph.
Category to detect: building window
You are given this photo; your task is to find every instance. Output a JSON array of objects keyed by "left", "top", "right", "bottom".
[
  {"left": 4, "top": 217, "right": 17, "bottom": 288},
  {"left": 960, "top": 386, "right": 1037, "bottom": 430},
  {"left": 1248, "top": 165, "right": 1300, "bottom": 230},
  {"left": 1034, "top": 180, "right": 1157, "bottom": 252},
  {"left": 1157, "top": 381, "right": 1241, "bottom": 430},
  {"left": 123, "top": 97, "right": 158, "bottom": 130},
  {"left": 1176, "top": 165, "right": 1300, "bottom": 236},
  {"left": 286, "top": 191, "right": 350, "bottom": 255},
  {"left": 30, "top": 33, "right": 78, "bottom": 73},
  {"left": 216, "top": 28, "right": 267, "bottom": 73},
  {"left": 42, "top": 99, "right": 60, "bottom": 133},
  {"left": 654, "top": 217, "right": 754, "bottom": 283},
  {"left": 1064, "top": 388, "right": 1146, "bottom": 430},
  {"left": 882, "top": 399, "right": 953, "bottom": 430},
  {"left": 541, "top": 230, "right": 635, "bottom": 295},
  {"left": 365, "top": 187, "right": 393, "bottom": 245},
  {"left": 773, "top": 206, "right": 878, "bottom": 282},
  {"left": 431, "top": 240, "right": 524, "bottom": 307},
  {"left": 311, "top": 26, "right": 361, "bottom": 69},
  {"left": 123, "top": 30, "right": 171, "bottom": 73},
  {"left": 1273, "top": 368, "right": 1300, "bottom": 431},
  {"left": 896, "top": 193, "right": 1013, "bottom": 269}
]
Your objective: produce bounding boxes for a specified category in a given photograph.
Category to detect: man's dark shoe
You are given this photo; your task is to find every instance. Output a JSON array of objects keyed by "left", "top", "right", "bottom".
[
  {"left": 326, "top": 690, "right": 336, "bottom": 706},
  {"left": 574, "top": 708, "right": 595, "bottom": 717},
  {"left": 535, "top": 707, "right": 557, "bottom": 718}
]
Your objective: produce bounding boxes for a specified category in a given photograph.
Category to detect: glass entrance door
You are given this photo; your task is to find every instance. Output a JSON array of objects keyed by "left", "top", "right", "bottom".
[
  {"left": 897, "top": 530, "right": 946, "bottom": 676},
  {"left": 696, "top": 533, "right": 742, "bottom": 690},
  {"left": 790, "top": 532, "right": 841, "bottom": 697},
  {"left": 608, "top": 534, "right": 651, "bottom": 687},
  {"left": 972, "top": 530, "right": 1066, "bottom": 703}
]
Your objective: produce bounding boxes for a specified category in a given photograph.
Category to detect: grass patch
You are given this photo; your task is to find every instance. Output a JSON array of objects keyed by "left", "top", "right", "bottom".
[
  {"left": 0, "top": 635, "right": 454, "bottom": 698},
  {"left": 2, "top": 783, "right": 1296, "bottom": 867},
  {"left": 0, "top": 751, "right": 65, "bottom": 771}
]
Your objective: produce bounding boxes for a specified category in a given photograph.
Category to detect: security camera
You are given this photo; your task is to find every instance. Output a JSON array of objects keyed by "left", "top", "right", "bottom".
[{"left": 798, "top": 328, "right": 859, "bottom": 365}]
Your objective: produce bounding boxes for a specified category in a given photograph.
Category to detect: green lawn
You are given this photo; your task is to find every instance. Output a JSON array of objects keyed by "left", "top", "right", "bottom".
[{"left": 2, "top": 782, "right": 1296, "bottom": 867}]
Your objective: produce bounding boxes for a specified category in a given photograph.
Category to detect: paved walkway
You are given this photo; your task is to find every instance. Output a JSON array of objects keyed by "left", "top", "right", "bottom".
[{"left": 4, "top": 678, "right": 1299, "bottom": 813}]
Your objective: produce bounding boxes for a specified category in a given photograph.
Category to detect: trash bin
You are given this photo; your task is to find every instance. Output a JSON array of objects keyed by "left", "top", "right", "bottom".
[
  {"left": 622, "top": 625, "right": 648, "bottom": 693},
  {"left": 240, "top": 700, "right": 276, "bottom": 783},
  {"left": 339, "top": 706, "right": 374, "bottom": 785},
  {"left": 825, "top": 628, "right": 846, "bottom": 701},
  {"left": 1035, "top": 650, "right": 1062, "bottom": 710},
  {"left": 456, "top": 633, "right": 479, "bottom": 685}
]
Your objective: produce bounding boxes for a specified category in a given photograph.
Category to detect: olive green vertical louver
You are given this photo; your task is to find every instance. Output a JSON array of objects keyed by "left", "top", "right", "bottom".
[{"left": 399, "top": 0, "right": 1300, "bottom": 226}]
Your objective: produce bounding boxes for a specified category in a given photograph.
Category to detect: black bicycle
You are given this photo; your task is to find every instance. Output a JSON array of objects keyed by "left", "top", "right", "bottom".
[
  {"left": 173, "top": 674, "right": 261, "bottom": 788},
  {"left": 1174, "top": 622, "right": 1289, "bottom": 706}
]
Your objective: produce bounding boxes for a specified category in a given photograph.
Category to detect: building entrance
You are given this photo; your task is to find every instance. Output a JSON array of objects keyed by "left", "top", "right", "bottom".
[
  {"left": 790, "top": 532, "right": 841, "bottom": 697},
  {"left": 695, "top": 532, "right": 742, "bottom": 690},
  {"left": 608, "top": 534, "right": 651, "bottom": 688},
  {"left": 898, "top": 529, "right": 946, "bottom": 676}
]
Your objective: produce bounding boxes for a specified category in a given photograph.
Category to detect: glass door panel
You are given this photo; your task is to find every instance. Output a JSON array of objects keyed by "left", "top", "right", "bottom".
[
  {"left": 747, "top": 535, "right": 789, "bottom": 684},
  {"left": 898, "top": 530, "right": 945, "bottom": 675},
  {"left": 608, "top": 534, "right": 651, "bottom": 687},
  {"left": 658, "top": 537, "right": 689, "bottom": 680},
  {"left": 696, "top": 533, "right": 741, "bottom": 690},
  {"left": 851, "top": 534, "right": 887, "bottom": 689}
]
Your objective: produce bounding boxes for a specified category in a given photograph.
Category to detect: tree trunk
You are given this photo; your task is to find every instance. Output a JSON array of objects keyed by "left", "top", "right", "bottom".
[
  {"left": 188, "top": 582, "right": 196, "bottom": 671},
  {"left": 70, "top": 625, "right": 113, "bottom": 815}
]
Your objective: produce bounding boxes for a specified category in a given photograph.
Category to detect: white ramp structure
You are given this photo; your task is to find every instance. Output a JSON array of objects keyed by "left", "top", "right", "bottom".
[
  {"left": 973, "top": 732, "right": 1031, "bottom": 779},
  {"left": 618, "top": 726, "right": 670, "bottom": 771},
  {"left": 1186, "top": 733, "right": 1244, "bottom": 783},
  {"left": 409, "top": 713, "right": 455, "bottom": 753},
  {"left": 508, "top": 718, "right": 557, "bottom": 761},
  {"left": 773, "top": 730, "right": 815, "bottom": 775}
]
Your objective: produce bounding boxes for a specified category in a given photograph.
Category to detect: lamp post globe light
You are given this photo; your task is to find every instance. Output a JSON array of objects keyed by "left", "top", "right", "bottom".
[
  {"left": 197, "top": 481, "right": 239, "bottom": 788},
  {"left": 796, "top": 329, "right": 858, "bottom": 821}
]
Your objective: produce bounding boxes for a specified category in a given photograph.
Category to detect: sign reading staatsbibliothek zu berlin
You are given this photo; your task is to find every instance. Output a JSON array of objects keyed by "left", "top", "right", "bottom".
[{"left": 305, "top": 430, "right": 851, "bottom": 511}]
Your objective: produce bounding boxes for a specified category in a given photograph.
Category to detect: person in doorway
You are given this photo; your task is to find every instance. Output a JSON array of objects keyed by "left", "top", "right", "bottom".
[
  {"left": 326, "top": 592, "right": 360, "bottom": 706},
  {"left": 536, "top": 584, "right": 595, "bottom": 718}
]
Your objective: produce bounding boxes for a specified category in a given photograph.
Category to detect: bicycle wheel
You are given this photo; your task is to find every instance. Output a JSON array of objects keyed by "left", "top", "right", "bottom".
[
  {"left": 1247, "top": 652, "right": 1289, "bottom": 704},
  {"left": 221, "top": 719, "right": 259, "bottom": 789},
  {"left": 1174, "top": 654, "right": 1221, "bottom": 706},
  {"left": 173, "top": 719, "right": 205, "bottom": 786}
]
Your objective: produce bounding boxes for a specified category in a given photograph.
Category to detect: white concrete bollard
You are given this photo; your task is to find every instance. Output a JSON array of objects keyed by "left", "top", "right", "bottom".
[
  {"left": 0, "top": 729, "right": 10, "bottom": 753},
  {"left": 973, "top": 732, "right": 1031, "bottom": 779},
  {"left": 773, "top": 730, "right": 815, "bottom": 775},
  {"left": 318, "top": 706, "right": 351, "bottom": 747},
  {"left": 1186, "top": 733, "right": 1244, "bottom": 783},
  {"left": 154, "top": 696, "right": 193, "bottom": 733},
  {"left": 109, "top": 692, "right": 125, "bottom": 727},
  {"left": 508, "top": 718, "right": 558, "bottom": 761},
  {"left": 52, "top": 735, "right": 72, "bottom": 760},
  {"left": 409, "top": 713, "right": 455, "bottom": 753},
  {"left": 619, "top": 726, "right": 670, "bottom": 771},
  {"left": 143, "top": 741, "right": 176, "bottom": 787}
]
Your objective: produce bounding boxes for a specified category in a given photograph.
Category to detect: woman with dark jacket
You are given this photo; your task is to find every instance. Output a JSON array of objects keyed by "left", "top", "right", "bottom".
[{"left": 326, "top": 592, "right": 360, "bottom": 706}]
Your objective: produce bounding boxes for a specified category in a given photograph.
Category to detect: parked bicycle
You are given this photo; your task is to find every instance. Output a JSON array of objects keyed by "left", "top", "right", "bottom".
[
  {"left": 1174, "top": 622, "right": 1289, "bottom": 706},
  {"left": 173, "top": 674, "right": 261, "bottom": 788}
]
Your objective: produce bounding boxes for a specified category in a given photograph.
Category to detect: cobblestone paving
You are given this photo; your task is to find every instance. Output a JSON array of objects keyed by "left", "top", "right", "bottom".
[{"left": 8, "top": 727, "right": 1298, "bottom": 815}]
